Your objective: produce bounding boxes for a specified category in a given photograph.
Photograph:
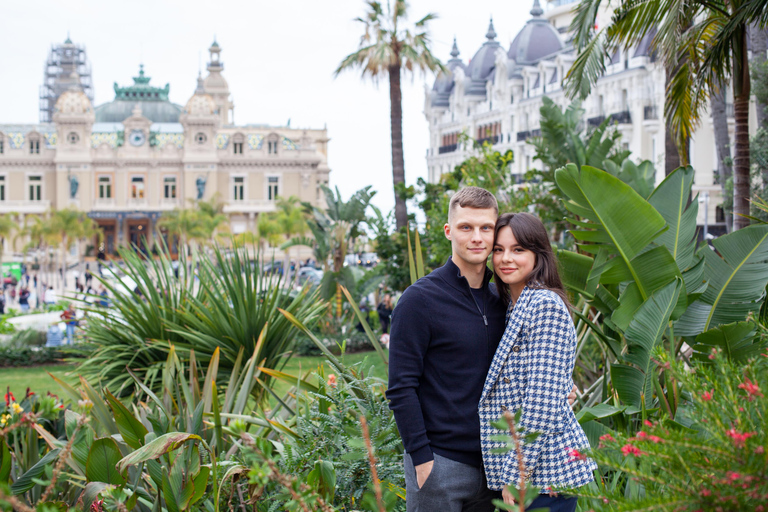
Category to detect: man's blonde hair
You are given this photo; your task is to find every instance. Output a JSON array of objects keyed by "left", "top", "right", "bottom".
[{"left": 448, "top": 187, "right": 498, "bottom": 223}]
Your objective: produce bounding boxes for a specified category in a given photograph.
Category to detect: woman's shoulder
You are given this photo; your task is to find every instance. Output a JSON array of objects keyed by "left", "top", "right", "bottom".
[{"left": 526, "top": 288, "right": 568, "bottom": 312}]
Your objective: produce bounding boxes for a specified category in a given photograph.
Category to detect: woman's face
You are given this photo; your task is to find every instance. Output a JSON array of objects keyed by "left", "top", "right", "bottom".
[{"left": 493, "top": 225, "right": 536, "bottom": 295}]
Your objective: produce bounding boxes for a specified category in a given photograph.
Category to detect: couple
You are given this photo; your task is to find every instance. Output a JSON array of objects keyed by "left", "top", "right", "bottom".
[{"left": 387, "top": 187, "right": 596, "bottom": 511}]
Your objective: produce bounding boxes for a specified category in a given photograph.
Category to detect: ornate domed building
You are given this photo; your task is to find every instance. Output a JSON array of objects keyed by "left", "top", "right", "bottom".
[
  {"left": 0, "top": 38, "right": 331, "bottom": 258},
  {"left": 423, "top": 0, "right": 758, "bottom": 234}
]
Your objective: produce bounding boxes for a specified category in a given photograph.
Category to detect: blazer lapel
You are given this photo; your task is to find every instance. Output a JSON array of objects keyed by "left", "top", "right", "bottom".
[{"left": 480, "top": 286, "right": 535, "bottom": 403}]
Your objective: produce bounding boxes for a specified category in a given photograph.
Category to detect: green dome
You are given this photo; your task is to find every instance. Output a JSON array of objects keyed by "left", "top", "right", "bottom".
[{"left": 94, "top": 65, "right": 183, "bottom": 123}]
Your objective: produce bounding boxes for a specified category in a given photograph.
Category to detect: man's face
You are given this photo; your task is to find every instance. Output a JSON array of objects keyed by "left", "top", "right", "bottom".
[{"left": 444, "top": 205, "right": 497, "bottom": 268}]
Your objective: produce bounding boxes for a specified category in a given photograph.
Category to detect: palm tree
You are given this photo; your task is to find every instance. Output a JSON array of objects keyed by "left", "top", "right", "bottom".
[
  {"left": 157, "top": 208, "right": 207, "bottom": 269},
  {"left": 335, "top": 0, "right": 443, "bottom": 230},
  {"left": 0, "top": 214, "right": 18, "bottom": 284},
  {"left": 283, "top": 185, "right": 375, "bottom": 318},
  {"left": 48, "top": 208, "right": 100, "bottom": 289},
  {"left": 274, "top": 196, "right": 308, "bottom": 286},
  {"left": 565, "top": 0, "right": 766, "bottom": 230}
]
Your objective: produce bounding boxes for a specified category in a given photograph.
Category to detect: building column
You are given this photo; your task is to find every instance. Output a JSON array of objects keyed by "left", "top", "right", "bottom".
[{"left": 117, "top": 214, "right": 125, "bottom": 248}]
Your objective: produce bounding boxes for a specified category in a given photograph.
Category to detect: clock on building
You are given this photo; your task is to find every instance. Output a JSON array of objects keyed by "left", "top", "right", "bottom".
[{"left": 129, "top": 129, "right": 146, "bottom": 146}]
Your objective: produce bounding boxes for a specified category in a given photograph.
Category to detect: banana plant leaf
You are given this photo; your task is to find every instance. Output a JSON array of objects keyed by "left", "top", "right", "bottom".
[
  {"left": 675, "top": 225, "right": 768, "bottom": 336},
  {"left": 555, "top": 164, "right": 670, "bottom": 302},
  {"left": 691, "top": 321, "right": 766, "bottom": 362},
  {"left": 647, "top": 166, "right": 698, "bottom": 271}
]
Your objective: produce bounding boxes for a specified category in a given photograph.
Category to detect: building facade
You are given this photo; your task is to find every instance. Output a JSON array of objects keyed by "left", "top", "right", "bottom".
[
  {"left": 0, "top": 38, "right": 331, "bottom": 258},
  {"left": 425, "top": 0, "right": 762, "bottom": 233}
]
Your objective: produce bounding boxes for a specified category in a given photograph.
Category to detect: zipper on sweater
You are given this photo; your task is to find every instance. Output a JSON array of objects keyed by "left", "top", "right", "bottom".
[{"left": 468, "top": 285, "right": 488, "bottom": 326}]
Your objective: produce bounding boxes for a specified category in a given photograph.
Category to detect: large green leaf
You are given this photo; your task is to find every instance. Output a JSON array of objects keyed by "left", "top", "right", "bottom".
[
  {"left": 105, "top": 389, "right": 148, "bottom": 450},
  {"left": 555, "top": 164, "right": 669, "bottom": 300},
  {"left": 10, "top": 449, "right": 60, "bottom": 495},
  {"left": 0, "top": 438, "right": 10, "bottom": 483},
  {"left": 576, "top": 404, "right": 627, "bottom": 423},
  {"left": 81, "top": 482, "right": 108, "bottom": 512},
  {"left": 610, "top": 364, "right": 647, "bottom": 409},
  {"left": 647, "top": 166, "right": 698, "bottom": 270},
  {"left": 557, "top": 249, "right": 595, "bottom": 298},
  {"left": 691, "top": 321, "right": 766, "bottom": 362},
  {"left": 623, "top": 278, "right": 682, "bottom": 372},
  {"left": 116, "top": 432, "right": 202, "bottom": 475},
  {"left": 675, "top": 225, "right": 768, "bottom": 335},
  {"left": 86, "top": 438, "right": 126, "bottom": 485}
]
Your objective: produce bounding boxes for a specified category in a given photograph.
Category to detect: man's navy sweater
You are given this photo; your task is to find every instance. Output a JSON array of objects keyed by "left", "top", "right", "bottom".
[{"left": 387, "top": 257, "right": 507, "bottom": 467}]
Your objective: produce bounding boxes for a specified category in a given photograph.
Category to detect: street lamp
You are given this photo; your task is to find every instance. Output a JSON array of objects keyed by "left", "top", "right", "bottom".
[{"left": 698, "top": 191, "right": 710, "bottom": 242}]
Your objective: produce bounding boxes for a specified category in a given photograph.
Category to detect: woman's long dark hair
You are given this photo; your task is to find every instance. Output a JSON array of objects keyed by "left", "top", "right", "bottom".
[{"left": 492, "top": 212, "right": 570, "bottom": 309}]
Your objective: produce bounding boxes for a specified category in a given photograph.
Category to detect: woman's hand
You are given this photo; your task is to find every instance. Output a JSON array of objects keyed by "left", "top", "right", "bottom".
[{"left": 502, "top": 485, "right": 516, "bottom": 505}]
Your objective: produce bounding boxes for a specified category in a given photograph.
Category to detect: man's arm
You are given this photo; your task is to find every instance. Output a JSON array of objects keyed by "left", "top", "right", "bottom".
[{"left": 386, "top": 287, "right": 434, "bottom": 467}]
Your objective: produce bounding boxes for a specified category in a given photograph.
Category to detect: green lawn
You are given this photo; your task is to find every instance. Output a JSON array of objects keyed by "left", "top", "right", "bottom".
[{"left": 1, "top": 350, "right": 388, "bottom": 402}]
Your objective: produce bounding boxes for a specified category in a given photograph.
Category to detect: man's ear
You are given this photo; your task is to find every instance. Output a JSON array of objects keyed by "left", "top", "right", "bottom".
[{"left": 444, "top": 223, "right": 451, "bottom": 240}]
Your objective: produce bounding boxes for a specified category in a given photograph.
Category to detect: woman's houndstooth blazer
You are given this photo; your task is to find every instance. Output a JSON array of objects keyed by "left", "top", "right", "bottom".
[{"left": 478, "top": 286, "right": 597, "bottom": 492}]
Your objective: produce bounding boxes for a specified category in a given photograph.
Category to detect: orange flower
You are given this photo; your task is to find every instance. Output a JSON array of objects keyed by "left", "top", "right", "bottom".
[{"left": 327, "top": 374, "right": 337, "bottom": 388}]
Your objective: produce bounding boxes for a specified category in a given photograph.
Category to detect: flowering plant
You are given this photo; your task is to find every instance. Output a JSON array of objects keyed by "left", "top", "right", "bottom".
[{"left": 568, "top": 348, "right": 768, "bottom": 511}]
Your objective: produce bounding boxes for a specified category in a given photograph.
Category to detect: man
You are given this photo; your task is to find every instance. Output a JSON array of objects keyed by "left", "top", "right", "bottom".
[{"left": 388, "top": 187, "right": 575, "bottom": 511}]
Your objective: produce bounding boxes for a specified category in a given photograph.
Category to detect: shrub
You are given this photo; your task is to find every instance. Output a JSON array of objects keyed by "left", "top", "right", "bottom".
[{"left": 570, "top": 348, "right": 768, "bottom": 510}]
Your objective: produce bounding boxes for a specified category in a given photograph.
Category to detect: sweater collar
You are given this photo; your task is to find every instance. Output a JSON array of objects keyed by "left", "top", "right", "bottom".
[{"left": 437, "top": 256, "right": 494, "bottom": 292}]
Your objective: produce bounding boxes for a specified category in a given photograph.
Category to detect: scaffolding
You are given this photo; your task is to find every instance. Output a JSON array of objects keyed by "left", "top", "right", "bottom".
[{"left": 39, "top": 39, "right": 94, "bottom": 122}]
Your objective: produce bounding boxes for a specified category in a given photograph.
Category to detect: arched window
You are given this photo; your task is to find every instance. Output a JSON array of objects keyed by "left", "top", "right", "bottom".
[
  {"left": 28, "top": 133, "right": 41, "bottom": 154},
  {"left": 267, "top": 133, "right": 280, "bottom": 155}
]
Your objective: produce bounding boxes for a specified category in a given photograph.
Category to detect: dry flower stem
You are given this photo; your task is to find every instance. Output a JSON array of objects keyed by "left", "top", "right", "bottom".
[
  {"left": 360, "top": 415, "right": 386, "bottom": 512},
  {"left": 40, "top": 413, "right": 88, "bottom": 503},
  {"left": 504, "top": 411, "right": 528, "bottom": 512}
]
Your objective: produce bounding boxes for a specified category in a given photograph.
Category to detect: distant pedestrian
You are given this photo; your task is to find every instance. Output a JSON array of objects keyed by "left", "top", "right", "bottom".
[
  {"left": 0, "top": 292, "right": 5, "bottom": 315},
  {"left": 18, "top": 287, "right": 30, "bottom": 313},
  {"left": 377, "top": 294, "right": 393, "bottom": 334},
  {"left": 45, "top": 286, "right": 56, "bottom": 305},
  {"left": 33, "top": 274, "right": 38, "bottom": 289},
  {"left": 84, "top": 268, "right": 92, "bottom": 285},
  {"left": 60, "top": 304, "right": 77, "bottom": 344},
  {"left": 98, "top": 286, "right": 109, "bottom": 308}
]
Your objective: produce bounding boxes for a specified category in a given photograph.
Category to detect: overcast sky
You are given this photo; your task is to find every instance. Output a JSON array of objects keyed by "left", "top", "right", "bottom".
[{"left": 0, "top": 0, "right": 534, "bottom": 217}]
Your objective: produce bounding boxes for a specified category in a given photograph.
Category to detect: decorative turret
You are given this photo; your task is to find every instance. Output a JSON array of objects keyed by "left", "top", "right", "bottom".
[
  {"left": 449, "top": 37, "right": 461, "bottom": 61},
  {"left": 203, "top": 38, "right": 234, "bottom": 125},
  {"left": 486, "top": 18, "right": 497, "bottom": 41},
  {"left": 465, "top": 18, "right": 502, "bottom": 96}
]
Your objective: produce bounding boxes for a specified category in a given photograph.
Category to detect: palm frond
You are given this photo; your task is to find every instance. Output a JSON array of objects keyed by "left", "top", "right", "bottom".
[{"left": 565, "top": 27, "right": 608, "bottom": 100}]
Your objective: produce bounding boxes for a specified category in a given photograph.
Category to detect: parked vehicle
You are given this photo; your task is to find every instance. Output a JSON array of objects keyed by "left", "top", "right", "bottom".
[{"left": 297, "top": 266, "right": 323, "bottom": 287}]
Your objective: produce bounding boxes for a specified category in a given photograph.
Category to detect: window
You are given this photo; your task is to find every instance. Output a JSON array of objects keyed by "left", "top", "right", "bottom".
[
  {"left": 29, "top": 139, "right": 40, "bottom": 154},
  {"left": 28, "top": 176, "right": 42, "bottom": 201},
  {"left": 131, "top": 176, "right": 145, "bottom": 199},
  {"left": 267, "top": 176, "right": 279, "bottom": 200},
  {"left": 164, "top": 176, "right": 177, "bottom": 199},
  {"left": 0, "top": 176, "right": 5, "bottom": 201},
  {"left": 195, "top": 133, "right": 207, "bottom": 145},
  {"left": 67, "top": 132, "right": 79, "bottom": 144},
  {"left": 233, "top": 142, "right": 243, "bottom": 154},
  {"left": 622, "top": 89, "right": 628, "bottom": 111},
  {"left": 0, "top": 136, "right": 4, "bottom": 154},
  {"left": 98, "top": 176, "right": 111, "bottom": 199},
  {"left": 597, "top": 95, "right": 604, "bottom": 116},
  {"left": 267, "top": 141, "right": 278, "bottom": 154},
  {"left": 233, "top": 176, "right": 244, "bottom": 201}
]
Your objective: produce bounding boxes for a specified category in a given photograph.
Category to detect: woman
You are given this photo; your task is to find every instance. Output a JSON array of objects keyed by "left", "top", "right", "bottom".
[
  {"left": 478, "top": 213, "right": 596, "bottom": 511},
  {"left": 376, "top": 293, "right": 393, "bottom": 334}
]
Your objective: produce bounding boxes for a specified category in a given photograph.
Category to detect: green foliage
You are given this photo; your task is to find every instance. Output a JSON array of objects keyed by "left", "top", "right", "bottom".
[
  {"left": 570, "top": 351, "right": 768, "bottom": 511},
  {"left": 0, "top": 346, "right": 67, "bottom": 368},
  {"left": 79, "top": 244, "right": 325, "bottom": 401},
  {"left": 255, "top": 360, "right": 404, "bottom": 511}
]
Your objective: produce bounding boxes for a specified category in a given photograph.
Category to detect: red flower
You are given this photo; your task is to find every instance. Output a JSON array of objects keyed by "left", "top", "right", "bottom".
[
  {"left": 4, "top": 391, "right": 15, "bottom": 406},
  {"left": 599, "top": 434, "right": 615, "bottom": 442},
  {"left": 621, "top": 444, "right": 643, "bottom": 457},
  {"left": 755, "top": 446, "right": 765, "bottom": 454},
  {"left": 327, "top": 374, "right": 337, "bottom": 388},
  {"left": 90, "top": 499, "right": 104, "bottom": 512},
  {"left": 701, "top": 488, "right": 712, "bottom": 497},
  {"left": 738, "top": 378, "right": 763, "bottom": 401},
  {"left": 727, "top": 471, "right": 741, "bottom": 481},
  {"left": 726, "top": 429, "right": 756, "bottom": 447},
  {"left": 643, "top": 420, "right": 654, "bottom": 427},
  {"left": 702, "top": 389, "right": 713, "bottom": 401},
  {"left": 566, "top": 447, "right": 586, "bottom": 462}
]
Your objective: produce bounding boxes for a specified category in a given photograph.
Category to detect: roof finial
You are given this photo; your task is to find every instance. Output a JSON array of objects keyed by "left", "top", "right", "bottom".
[
  {"left": 65, "top": 31, "right": 72, "bottom": 44},
  {"left": 195, "top": 72, "right": 205, "bottom": 94},
  {"left": 450, "top": 37, "right": 460, "bottom": 59},
  {"left": 531, "top": 0, "right": 544, "bottom": 17},
  {"left": 486, "top": 17, "right": 497, "bottom": 40}
]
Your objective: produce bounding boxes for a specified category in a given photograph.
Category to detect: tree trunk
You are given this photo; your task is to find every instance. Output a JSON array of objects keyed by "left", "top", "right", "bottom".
[
  {"left": 711, "top": 85, "right": 734, "bottom": 232},
  {"left": 60, "top": 235, "right": 68, "bottom": 290},
  {"left": 733, "top": 29, "right": 752, "bottom": 231},
  {"left": 389, "top": 63, "right": 408, "bottom": 229},
  {"left": 750, "top": 23, "right": 767, "bottom": 129},
  {"left": 664, "top": 66, "right": 683, "bottom": 175}
]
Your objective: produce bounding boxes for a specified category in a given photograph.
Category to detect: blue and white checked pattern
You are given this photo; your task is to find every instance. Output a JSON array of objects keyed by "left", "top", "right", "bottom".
[{"left": 479, "top": 287, "right": 597, "bottom": 491}]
